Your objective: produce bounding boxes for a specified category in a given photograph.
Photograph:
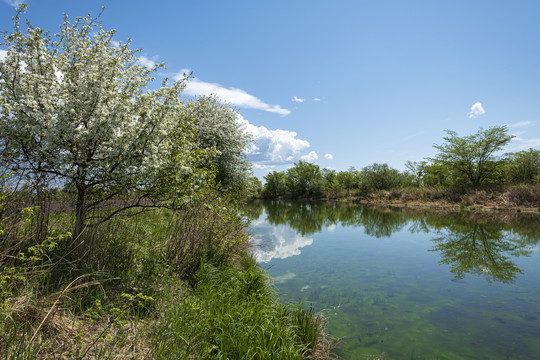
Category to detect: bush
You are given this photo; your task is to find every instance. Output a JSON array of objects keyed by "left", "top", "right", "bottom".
[{"left": 164, "top": 190, "right": 250, "bottom": 281}]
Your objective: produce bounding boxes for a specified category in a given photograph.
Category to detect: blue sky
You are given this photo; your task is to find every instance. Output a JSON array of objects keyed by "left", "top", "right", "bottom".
[{"left": 2, "top": 0, "right": 540, "bottom": 180}]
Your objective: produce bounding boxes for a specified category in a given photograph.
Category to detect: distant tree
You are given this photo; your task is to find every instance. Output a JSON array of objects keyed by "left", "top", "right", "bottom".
[
  {"left": 286, "top": 161, "right": 324, "bottom": 197},
  {"left": 184, "top": 95, "right": 252, "bottom": 191},
  {"left": 431, "top": 127, "right": 514, "bottom": 188},
  {"left": 334, "top": 170, "right": 358, "bottom": 195},
  {"left": 321, "top": 168, "right": 338, "bottom": 194},
  {"left": 359, "top": 163, "right": 405, "bottom": 192},
  {"left": 246, "top": 176, "right": 263, "bottom": 198},
  {"left": 0, "top": 8, "right": 208, "bottom": 238},
  {"left": 263, "top": 171, "right": 288, "bottom": 197},
  {"left": 405, "top": 160, "right": 428, "bottom": 187},
  {"left": 504, "top": 148, "right": 540, "bottom": 184},
  {"left": 423, "top": 164, "right": 451, "bottom": 187}
]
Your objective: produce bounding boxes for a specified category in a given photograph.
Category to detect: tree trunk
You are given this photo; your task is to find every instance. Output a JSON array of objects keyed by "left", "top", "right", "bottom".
[{"left": 74, "top": 183, "right": 87, "bottom": 240}]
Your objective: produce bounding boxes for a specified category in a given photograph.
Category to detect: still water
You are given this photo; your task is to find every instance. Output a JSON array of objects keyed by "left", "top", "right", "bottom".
[{"left": 246, "top": 200, "right": 540, "bottom": 359}]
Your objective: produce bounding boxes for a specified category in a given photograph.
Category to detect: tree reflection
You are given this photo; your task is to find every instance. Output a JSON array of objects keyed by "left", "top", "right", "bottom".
[
  {"left": 248, "top": 200, "right": 540, "bottom": 283},
  {"left": 431, "top": 225, "right": 532, "bottom": 283},
  {"left": 252, "top": 200, "right": 408, "bottom": 237}
]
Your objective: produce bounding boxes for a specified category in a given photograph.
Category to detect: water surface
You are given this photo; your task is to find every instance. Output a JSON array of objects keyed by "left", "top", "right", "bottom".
[{"left": 247, "top": 200, "right": 540, "bottom": 359}]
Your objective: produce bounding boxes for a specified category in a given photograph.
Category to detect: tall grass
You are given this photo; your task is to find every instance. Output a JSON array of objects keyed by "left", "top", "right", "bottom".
[
  {"left": 0, "top": 188, "right": 331, "bottom": 359},
  {"left": 152, "top": 255, "right": 323, "bottom": 359}
]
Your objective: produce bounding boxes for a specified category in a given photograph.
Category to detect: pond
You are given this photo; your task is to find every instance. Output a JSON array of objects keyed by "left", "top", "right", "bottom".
[{"left": 245, "top": 200, "right": 540, "bottom": 360}]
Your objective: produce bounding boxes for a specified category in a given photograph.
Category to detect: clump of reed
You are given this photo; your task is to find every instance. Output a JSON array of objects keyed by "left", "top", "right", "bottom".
[{"left": 152, "top": 255, "right": 326, "bottom": 359}]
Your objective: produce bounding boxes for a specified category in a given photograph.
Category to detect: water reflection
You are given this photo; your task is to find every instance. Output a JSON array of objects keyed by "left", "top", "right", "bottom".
[
  {"left": 431, "top": 225, "right": 531, "bottom": 283},
  {"left": 251, "top": 222, "right": 313, "bottom": 263},
  {"left": 248, "top": 200, "right": 540, "bottom": 283}
]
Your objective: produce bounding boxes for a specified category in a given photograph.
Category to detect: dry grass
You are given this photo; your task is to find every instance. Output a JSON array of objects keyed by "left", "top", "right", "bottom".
[{"left": 358, "top": 185, "right": 540, "bottom": 212}]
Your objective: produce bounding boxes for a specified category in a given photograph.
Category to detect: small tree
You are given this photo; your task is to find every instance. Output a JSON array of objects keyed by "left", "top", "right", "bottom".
[
  {"left": 431, "top": 127, "right": 514, "bottom": 188},
  {"left": 0, "top": 8, "right": 206, "bottom": 239}
]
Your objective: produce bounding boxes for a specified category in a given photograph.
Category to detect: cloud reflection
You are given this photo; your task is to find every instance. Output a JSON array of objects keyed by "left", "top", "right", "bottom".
[{"left": 251, "top": 224, "right": 313, "bottom": 263}]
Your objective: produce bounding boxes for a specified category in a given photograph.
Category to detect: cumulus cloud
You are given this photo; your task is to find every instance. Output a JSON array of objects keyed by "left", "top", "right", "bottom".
[
  {"left": 324, "top": 153, "right": 334, "bottom": 160},
  {"left": 313, "top": 98, "right": 321, "bottom": 101},
  {"left": 174, "top": 70, "right": 290, "bottom": 116},
  {"left": 137, "top": 55, "right": 158, "bottom": 68},
  {"left": 468, "top": 102, "right": 485, "bottom": 118},
  {"left": 237, "top": 115, "right": 310, "bottom": 165},
  {"left": 0, "top": 50, "right": 7, "bottom": 61},
  {"left": 292, "top": 96, "right": 305, "bottom": 103},
  {"left": 301, "top": 151, "right": 318, "bottom": 162}
]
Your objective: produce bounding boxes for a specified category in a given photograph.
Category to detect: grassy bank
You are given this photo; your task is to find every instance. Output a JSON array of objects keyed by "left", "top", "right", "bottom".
[
  {"left": 0, "top": 194, "right": 332, "bottom": 359},
  {"left": 354, "top": 185, "right": 540, "bottom": 212},
  {"left": 265, "top": 185, "right": 540, "bottom": 213}
]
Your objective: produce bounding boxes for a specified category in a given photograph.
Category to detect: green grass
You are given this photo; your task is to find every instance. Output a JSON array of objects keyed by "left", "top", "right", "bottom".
[
  {"left": 153, "top": 258, "right": 322, "bottom": 359},
  {"left": 0, "top": 195, "right": 330, "bottom": 359}
]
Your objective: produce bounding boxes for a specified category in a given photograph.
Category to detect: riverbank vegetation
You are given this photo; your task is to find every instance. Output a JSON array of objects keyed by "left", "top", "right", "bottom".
[
  {"left": 262, "top": 127, "right": 540, "bottom": 211},
  {"left": 0, "top": 7, "right": 330, "bottom": 359}
]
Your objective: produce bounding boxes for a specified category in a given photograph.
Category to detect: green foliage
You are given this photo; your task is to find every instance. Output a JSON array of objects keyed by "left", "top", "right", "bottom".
[
  {"left": 359, "top": 163, "right": 408, "bottom": 193},
  {"left": 286, "top": 161, "right": 325, "bottom": 197},
  {"left": 334, "top": 169, "right": 359, "bottom": 194},
  {"left": 263, "top": 171, "right": 289, "bottom": 197},
  {"left": 246, "top": 176, "right": 264, "bottom": 198},
  {"left": 405, "top": 160, "right": 428, "bottom": 187},
  {"left": 184, "top": 95, "right": 253, "bottom": 192},
  {"left": 504, "top": 148, "right": 540, "bottom": 184},
  {"left": 164, "top": 190, "right": 250, "bottom": 280},
  {"left": 431, "top": 127, "right": 514, "bottom": 188}
]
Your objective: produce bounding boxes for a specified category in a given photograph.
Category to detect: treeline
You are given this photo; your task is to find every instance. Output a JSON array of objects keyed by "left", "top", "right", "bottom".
[{"left": 262, "top": 127, "right": 540, "bottom": 199}]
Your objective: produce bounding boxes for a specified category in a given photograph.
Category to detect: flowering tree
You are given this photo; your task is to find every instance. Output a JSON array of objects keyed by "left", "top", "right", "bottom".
[
  {"left": 183, "top": 95, "right": 252, "bottom": 192},
  {"left": 0, "top": 7, "right": 208, "bottom": 238}
]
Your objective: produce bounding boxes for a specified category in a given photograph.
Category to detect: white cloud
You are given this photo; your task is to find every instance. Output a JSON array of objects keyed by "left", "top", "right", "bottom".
[
  {"left": 512, "top": 136, "right": 540, "bottom": 149},
  {"left": 301, "top": 151, "right": 318, "bottom": 162},
  {"left": 324, "top": 153, "right": 334, "bottom": 160},
  {"left": 327, "top": 224, "right": 336, "bottom": 232},
  {"left": 174, "top": 71, "right": 291, "bottom": 116},
  {"left": 252, "top": 163, "right": 274, "bottom": 171},
  {"left": 313, "top": 98, "right": 321, "bottom": 101},
  {"left": 137, "top": 55, "right": 158, "bottom": 68},
  {"left": 3, "top": 0, "right": 25, "bottom": 7},
  {"left": 292, "top": 96, "right": 305, "bottom": 103},
  {"left": 0, "top": 50, "right": 6, "bottom": 62},
  {"left": 237, "top": 115, "right": 310, "bottom": 165},
  {"left": 510, "top": 121, "right": 533, "bottom": 128},
  {"left": 468, "top": 102, "right": 485, "bottom": 118}
]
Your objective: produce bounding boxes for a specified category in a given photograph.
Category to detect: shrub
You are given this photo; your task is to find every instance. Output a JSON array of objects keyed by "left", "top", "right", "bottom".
[{"left": 164, "top": 190, "right": 250, "bottom": 280}]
